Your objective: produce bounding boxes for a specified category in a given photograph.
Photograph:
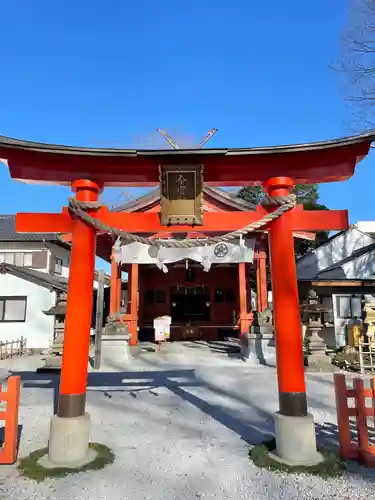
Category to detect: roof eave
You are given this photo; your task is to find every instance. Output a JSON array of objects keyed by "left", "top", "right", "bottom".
[{"left": 0, "top": 130, "right": 374, "bottom": 157}]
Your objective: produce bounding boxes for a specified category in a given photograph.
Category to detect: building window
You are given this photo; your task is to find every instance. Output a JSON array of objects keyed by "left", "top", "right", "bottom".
[
  {"left": 14, "top": 253, "right": 23, "bottom": 266},
  {"left": 0, "top": 297, "right": 27, "bottom": 322},
  {"left": 322, "top": 296, "right": 334, "bottom": 324},
  {"left": 336, "top": 296, "right": 362, "bottom": 319},
  {"left": 0, "top": 252, "right": 35, "bottom": 268},
  {"left": 54, "top": 258, "right": 63, "bottom": 275},
  {"left": 23, "top": 253, "right": 33, "bottom": 267},
  {"left": 4, "top": 253, "right": 14, "bottom": 264}
]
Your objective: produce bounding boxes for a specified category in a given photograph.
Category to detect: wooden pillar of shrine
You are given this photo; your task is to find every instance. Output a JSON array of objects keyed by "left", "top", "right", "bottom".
[
  {"left": 256, "top": 239, "right": 268, "bottom": 312},
  {"left": 47, "top": 179, "right": 102, "bottom": 466},
  {"left": 264, "top": 177, "right": 307, "bottom": 417},
  {"left": 125, "top": 263, "right": 139, "bottom": 346},
  {"left": 110, "top": 251, "right": 122, "bottom": 314},
  {"left": 238, "top": 262, "right": 252, "bottom": 336},
  {"left": 58, "top": 180, "right": 100, "bottom": 418},
  {"left": 263, "top": 176, "right": 322, "bottom": 466},
  {"left": 116, "top": 265, "right": 123, "bottom": 310}
]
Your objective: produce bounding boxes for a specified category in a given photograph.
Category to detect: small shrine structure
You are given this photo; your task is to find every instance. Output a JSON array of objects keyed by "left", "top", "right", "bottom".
[
  {"left": 0, "top": 131, "right": 373, "bottom": 469},
  {"left": 98, "top": 187, "right": 315, "bottom": 344}
]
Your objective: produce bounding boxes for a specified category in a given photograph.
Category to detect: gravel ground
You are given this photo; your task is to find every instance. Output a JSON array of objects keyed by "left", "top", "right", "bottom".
[{"left": 0, "top": 342, "right": 374, "bottom": 500}]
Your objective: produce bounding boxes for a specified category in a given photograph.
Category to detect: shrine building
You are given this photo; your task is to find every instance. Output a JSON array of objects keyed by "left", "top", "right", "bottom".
[{"left": 96, "top": 187, "right": 315, "bottom": 343}]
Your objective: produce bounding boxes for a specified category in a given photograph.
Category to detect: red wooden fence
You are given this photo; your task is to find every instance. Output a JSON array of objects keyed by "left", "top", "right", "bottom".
[
  {"left": 0, "top": 376, "right": 21, "bottom": 464},
  {"left": 334, "top": 373, "right": 375, "bottom": 467}
]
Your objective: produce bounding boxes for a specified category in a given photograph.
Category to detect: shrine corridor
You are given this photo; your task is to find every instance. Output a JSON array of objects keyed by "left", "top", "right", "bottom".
[{"left": 0, "top": 344, "right": 373, "bottom": 500}]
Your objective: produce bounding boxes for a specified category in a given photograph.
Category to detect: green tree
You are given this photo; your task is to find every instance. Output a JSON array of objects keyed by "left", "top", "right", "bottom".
[{"left": 237, "top": 184, "right": 329, "bottom": 259}]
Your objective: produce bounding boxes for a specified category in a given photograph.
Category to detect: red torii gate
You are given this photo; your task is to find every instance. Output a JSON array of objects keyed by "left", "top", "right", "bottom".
[{"left": 0, "top": 132, "right": 373, "bottom": 468}]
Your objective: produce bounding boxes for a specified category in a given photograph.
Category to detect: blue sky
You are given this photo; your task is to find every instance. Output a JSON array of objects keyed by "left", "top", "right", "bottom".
[{"left": 0, "top": 1, "right": 372, "bottom": 248}]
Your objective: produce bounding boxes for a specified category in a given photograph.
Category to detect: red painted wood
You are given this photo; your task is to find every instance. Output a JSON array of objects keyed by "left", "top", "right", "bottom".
[
  {"left": 126, "top": 263, "right": 139, "bottom": 346},
  {"left": 2, "top": 138, "right": 370, "bottom": 185},
  {"left": 16, "top": 206, "right": 349, "bottom": 234},
  {"left": 109, "top": 255, "right": 120, "bottom": 315},
  {"left": 256, "top": 240, "right": 268, "bottom": 312},
  {"left": 16, "top": 212, "right": 73, "bottom": 233},
  {"left": 238, "top": 262, "right": 252, "bottom": 335},
  {"left": 265, "top": 178, "right": 306, "bottom": 396},
  {"left": 59, "top": 180, "right": 99, "bottom": 396}
]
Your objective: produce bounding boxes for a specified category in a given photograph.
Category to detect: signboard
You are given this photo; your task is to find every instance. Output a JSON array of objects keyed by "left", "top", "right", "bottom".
[
  {"left": 154, "top": 316, "right": 171, "bottom": 342},
  {"left": 159, "top": 164, "right": 204, "bottom": 225}
]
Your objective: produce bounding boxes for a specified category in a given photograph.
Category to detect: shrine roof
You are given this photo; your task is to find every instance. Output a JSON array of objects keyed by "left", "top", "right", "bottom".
[
  {"left": 113, "top": 187, "right": 256, "bottom": 212},
  {"left": 1, "top": 131, "right": 374, "bottom": 186}
]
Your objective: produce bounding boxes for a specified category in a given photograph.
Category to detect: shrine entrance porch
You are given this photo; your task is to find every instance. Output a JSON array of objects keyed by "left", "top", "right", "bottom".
[
  {"left": 170, "top": 286, "right": 211, "bottom": 324},
  {"left": 138, "top": 262, "right": 253, "bottom": 342}
]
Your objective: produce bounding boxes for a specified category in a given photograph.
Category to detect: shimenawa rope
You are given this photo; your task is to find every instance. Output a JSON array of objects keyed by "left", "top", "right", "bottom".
[{"left": 67, "top": 192, "right": 296, "bottom": 249}]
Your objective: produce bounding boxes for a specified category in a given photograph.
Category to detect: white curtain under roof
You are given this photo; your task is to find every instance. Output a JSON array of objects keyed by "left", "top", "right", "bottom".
[{"left": 113, "top": 238, "right": 255, "bottom": 273}]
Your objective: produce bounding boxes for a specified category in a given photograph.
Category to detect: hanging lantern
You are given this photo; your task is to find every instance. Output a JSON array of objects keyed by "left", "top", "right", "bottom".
[{"left": 159, "top": 164, "right": 204, "bottom": 225}]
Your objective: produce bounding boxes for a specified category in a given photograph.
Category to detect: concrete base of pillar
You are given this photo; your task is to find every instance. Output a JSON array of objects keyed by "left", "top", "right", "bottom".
[
  {"left": 240, "top": 331, "right": 275, "bottom": 365},
  {"left": 269, "top": 412, "right": 324, "bottom": 466},
  {"left": 47, "top": 413, "right": 92, "bottom": 467},
  {"left": 100, "top": 334, "right": 132, "bottom": 368},
  {"left": 305, "top": 354, "right": 340, "bottom": 373},
  {"left": 304, "top": 353, "right": 339, "bottom": 373}
]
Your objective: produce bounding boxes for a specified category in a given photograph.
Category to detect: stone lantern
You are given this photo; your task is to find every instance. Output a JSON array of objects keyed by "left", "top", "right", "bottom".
[
  {"left": 300, "top": 289, "right": 336, "bottom": 372},
  {"left": 39, "top": 292, "right": 67, "bottom": 370},
  {"left": 97, "top": 312, "right": 132, "bottom": 367},
  {"left": 240, "top": 308, "right": 275, "bottom": 364}
]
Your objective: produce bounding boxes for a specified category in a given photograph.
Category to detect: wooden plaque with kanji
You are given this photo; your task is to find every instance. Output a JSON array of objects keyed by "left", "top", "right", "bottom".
[{"left": 159, "top": 164, "right": 204, "bottom": 225}]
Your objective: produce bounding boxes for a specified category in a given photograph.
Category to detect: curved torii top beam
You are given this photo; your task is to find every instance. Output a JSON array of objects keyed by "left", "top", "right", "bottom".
[{"left": 0, "top": 131, "right": 374, "bottom": 186}]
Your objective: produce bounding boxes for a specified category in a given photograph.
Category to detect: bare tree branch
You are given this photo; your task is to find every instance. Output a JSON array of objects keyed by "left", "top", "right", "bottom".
[{"left": 337, "top": 0, "right": 375, "bottom": 127}]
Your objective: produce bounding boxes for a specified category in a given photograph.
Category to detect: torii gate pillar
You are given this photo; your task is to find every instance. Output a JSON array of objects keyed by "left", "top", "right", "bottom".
[
  {"left": 264, "top": 177, "right": 322, "bottom": 466},
  {"left": 48, "top": 179, "right": 101, "bottom": 466}
]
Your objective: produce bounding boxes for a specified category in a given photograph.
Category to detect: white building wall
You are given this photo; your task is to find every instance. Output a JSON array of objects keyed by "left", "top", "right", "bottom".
[
  {"left": 355, "top": 221, "right": 375, "bottom": 237},
  {"left": 0, "top": 242, "right": 108, "bottom": 349},
  {"left": 48, "top": 243, "right": 101, "bottom": 288},
  {"left": 48, "top": 243, "right": 71, "bottom": 278},
  {"left": 0, "top": 274, "right": 55, "bottom": 349}
]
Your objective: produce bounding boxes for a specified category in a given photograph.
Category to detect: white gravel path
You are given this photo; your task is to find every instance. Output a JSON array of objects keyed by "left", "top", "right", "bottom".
[{"left": 0, "top": 343, "right": 374, "bottom": 500}]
